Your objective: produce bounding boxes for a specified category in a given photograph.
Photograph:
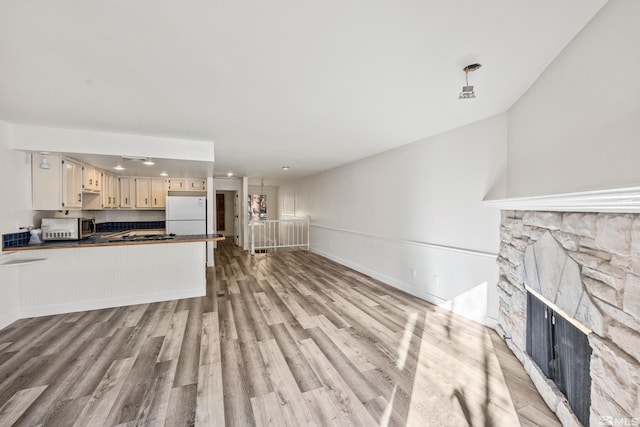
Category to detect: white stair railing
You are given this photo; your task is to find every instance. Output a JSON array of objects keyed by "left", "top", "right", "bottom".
[{"left": 250, "top": 216, "right": 310, "bottom": 255}]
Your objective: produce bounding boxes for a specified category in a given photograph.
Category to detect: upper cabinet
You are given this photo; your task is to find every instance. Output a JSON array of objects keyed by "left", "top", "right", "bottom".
[
  {"left": 33, "top": 153, "right": 204, "bottom": 211},
  {"left": 151, "top": 178, "right": 166, "bottom": 208},
  {"left": 187, "top": 179, "right": 206, "bottom": 191},
  {"left": 82, "top": 166, "right": 101, "bottom": 193},
  {"left": 119, "top": 177, "right": 135, "bottom": 208},
  {"left": 32, "top": 155, "right": 83, "bottom": 210},
  {"left": 168, "top": 178, "right": 206, "bottom": 192},
  {"left": 101, "top": 173, "right": 119, "bottom": 209},
  {"left": 167, "top": 178, "right": 186, "bottom": 191}
]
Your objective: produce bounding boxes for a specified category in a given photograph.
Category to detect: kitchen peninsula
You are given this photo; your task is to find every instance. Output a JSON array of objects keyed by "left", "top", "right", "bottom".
[{"left": 1, "top": 230, "right": 224, "bottom": 326}]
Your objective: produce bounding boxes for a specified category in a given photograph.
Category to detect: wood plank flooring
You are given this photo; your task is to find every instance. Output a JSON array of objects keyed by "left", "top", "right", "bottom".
[{"left": 0, "top": 238, "right": 559, "bottom": 426}]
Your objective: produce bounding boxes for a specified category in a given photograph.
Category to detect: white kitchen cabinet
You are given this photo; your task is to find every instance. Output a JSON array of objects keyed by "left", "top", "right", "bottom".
[
  {"left": 32, "top": 155, "right": 83, "bottom": 210},
  {"left": 101, "top": 173, "right": 119, "bottom": 209},
  {"left": 187, "top": 179, "right": 206, "bottom": 191},
  {"left": 119, "top": 177, "right": 135, "bottom": 208},
  {"left": 167, "top": 179, "right": 186, "bottom": 191},
  {"left": 167, "top": 178, "right": 206, "bottom": 192},
  {"left": 151, "top": 179, "right": 167, "bottom": 208},
  {"left": 136, "top": 178, "right": 166, "bottom": 208},
  {"left": 135, "top": 178, "right": 151, "bottom": 208},
  {"left": 82, "top": 166, "right": 101, "bottom": 193}
]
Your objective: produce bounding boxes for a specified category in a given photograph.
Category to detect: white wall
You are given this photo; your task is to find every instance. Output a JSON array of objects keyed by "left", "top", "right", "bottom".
[
  {"left": 507, "top": 0, "right": 640, "bottom": 197},
  {"left": 281, "top": 114, "right": 507, "bottom": 326},
  {"left": 248, "top": 185, "right": 279, "bottom": 220},
  {"left": 0, "top": 120, "right": 32, "bottom": 328},
  {"left": 0, "top": 120, "right": 33, "bottom": 234},
  {"left": 11, "top": 124, "right": 214, "bottom": 162}
]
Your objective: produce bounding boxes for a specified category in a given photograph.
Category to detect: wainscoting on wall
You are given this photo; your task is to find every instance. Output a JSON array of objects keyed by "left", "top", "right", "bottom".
[{"left": 309, "top": 224, "right": 499, "bottom": 327}]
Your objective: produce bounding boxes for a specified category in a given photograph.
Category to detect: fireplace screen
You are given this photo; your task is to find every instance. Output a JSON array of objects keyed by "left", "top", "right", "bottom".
[{"left": 526, "top": 291, "right": 592, "bottom": 426}]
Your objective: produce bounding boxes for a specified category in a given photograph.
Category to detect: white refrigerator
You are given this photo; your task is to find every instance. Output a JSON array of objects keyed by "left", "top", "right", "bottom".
[{"left": 166, "top": 196, "right": 207, "bottom": 235}]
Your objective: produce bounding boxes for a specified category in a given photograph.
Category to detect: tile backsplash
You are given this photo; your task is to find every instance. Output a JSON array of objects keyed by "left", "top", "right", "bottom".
[
  {"left": 95, "top": 221, "right": 166, "bottom": 232},
  {"left": 2, "top": 231, "right": 30, "bottom": 249}
]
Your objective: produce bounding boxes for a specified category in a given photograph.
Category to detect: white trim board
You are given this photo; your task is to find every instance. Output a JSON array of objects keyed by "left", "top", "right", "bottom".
[
  {"left": 18, "top": 288, "right": 205, "bottom": 319},
  {"left": 484, "top": 185, "right": 640, "bottom": 213},
  {"left": 310, "top": 224, "right": 498, "bottom": 259}
]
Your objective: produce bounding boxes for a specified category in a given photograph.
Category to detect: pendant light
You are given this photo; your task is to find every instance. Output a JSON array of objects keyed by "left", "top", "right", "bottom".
[{"left": 458, "top": 63, "right": 481, "bottom": 99}]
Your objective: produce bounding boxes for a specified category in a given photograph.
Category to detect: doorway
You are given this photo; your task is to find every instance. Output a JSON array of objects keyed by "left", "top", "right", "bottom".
[{"left": 216, "top": 190, "right": 239, "bottom": 245}]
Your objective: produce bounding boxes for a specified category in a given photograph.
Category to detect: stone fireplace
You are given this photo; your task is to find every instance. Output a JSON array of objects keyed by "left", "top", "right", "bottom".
[{"left": 497, "top": 211, "right": 640, "bottom": 426}]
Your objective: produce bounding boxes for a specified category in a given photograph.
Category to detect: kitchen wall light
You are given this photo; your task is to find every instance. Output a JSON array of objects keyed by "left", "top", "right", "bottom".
[
  {"left": 160, "top": 171, "right": 168, "bottom": 177},
  {"left": 114, "top": 164, "right": 125, "bottom": 171},
  {"left": 227, "top": 172, "right": 233, "bottom": 177},
  {"left": 39, "top": 152, "right": 50, "bottom": 170},
  {"left": 143, "top": 159, "right": 155, "bottom": 165},
  {"left": 282, "top": 166, "right": 290, "bottom": 171}
]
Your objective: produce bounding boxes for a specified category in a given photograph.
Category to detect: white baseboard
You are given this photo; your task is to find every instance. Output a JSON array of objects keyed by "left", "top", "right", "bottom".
[
  {"left": 18, "top": 288, "right": 205, "bottom": 319},
  {"left": 311, "top": 246, "right": 496, "bottom": 329}
]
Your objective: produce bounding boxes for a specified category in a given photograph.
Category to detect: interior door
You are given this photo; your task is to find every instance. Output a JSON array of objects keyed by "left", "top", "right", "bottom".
[
  {"left": 234, "top": 191, "right": 239, "bottom": 245},
  {"left": 216, "top": 193, "right": 225, "bottom": 231}
]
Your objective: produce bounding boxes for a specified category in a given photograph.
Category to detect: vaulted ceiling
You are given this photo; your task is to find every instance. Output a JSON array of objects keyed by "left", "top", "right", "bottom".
[{"left": 0, "top": 0, "right": 606, "bottom": 184}]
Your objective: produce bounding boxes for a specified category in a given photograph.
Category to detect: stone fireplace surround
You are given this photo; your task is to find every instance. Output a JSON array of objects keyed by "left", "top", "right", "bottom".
[{"left": 497, "top": 211, "right": 640, "bottom": 426}]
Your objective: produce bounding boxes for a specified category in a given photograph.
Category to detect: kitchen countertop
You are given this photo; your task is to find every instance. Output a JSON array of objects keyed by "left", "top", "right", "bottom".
[{"left": 2, "top": 231, "right": 225, "bottom": 251}]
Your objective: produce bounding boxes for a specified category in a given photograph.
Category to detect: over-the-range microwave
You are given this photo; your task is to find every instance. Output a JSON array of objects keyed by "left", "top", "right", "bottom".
[{"left": 41, "top": 217, "right": 96, "bottom": 241}]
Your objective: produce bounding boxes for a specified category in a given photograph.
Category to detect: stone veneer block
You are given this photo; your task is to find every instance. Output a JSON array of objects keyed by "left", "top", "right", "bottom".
[
  {"left": 523, "top": 246, "right": 540, "bottom": 292},
  {"left": 551, "top": 230, "right": 580, "bottom": 251},
  {"left": 589, "top": 335, "right": 640, "bottom": 416},
  {"left": 631, "top": 216, "right": 640, "bottom": 258},
  {"left": 607, "top": 322, "right": 640, "bottom": 363},
  {"left": 582, "top": 266, "right": 624, "bottom": 291},
  {"left": 524, "top": 357, "right": 559, "bottom": 412},
  {"left": 574, "top": 294, "right": 605, "bottom": 336},
  {"left": 595, "top": 214, "right": 633, "bottom": 256},
  {"left": 555, "top": 401, "right": 582, "bottom": 427},
  {"left": 583, "top": 277, "right": 620, "bottom": 308},
  {"left": 556, "top": 259, "right": 582, "bottom": 317},
  {"left": 532, "top": 232, "right": 566, "bottom": 301},
  {"left": 568, "top": 251, "right": 603, "bottom": 270},
  {"left": 623, "top": 273, "right": 640, "bottom": 321},
  {"left": 594, "top": 297, "right": 640, "bottom": 331},
  {"left": 561, "top": 213, "right": 596, "bottom": 238},
  {"left": 523, "top": 211, "right": 562, "bottom": 230}
]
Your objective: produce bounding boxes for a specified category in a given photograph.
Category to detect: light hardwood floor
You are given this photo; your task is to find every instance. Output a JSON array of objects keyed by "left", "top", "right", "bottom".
[{"left": 0, "top": 238, "right": 559, "bottom": 426}]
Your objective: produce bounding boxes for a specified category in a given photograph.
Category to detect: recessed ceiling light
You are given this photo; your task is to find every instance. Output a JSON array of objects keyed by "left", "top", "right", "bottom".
[
  {"left": 227, "top": 172, "right": 233, "bottom": 177},
  {"left": 143, "top": 158, "right": 155, "bottom": 165},
  {"left": 282, "top": 166, "right": 290, "bottom": 171},
  {"left": 160, "top": 171, "right": 168, "bottom": 177},
  {"left": 114, "top": 164, "right": 125, "bottom": 171}
]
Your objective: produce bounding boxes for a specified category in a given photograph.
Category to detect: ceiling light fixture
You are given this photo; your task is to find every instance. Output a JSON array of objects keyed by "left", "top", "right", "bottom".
[
  {"left": 227, "top": 172, "right": 233, "bottom": 177},
  {"left": 39, "top": 152, "right": 51, "bottom": 170},
  {"left": 114, "top": 164, "right": 125, "bottom": 171},
  {"left": 160, "top": 171, "right": 168, "bottom": 177},
  {"left": 143, "top": 158, "right": 155, "bottom": 165},
  {"left": 282, "top": 166, "right": 290, "bottom": 171},
  {"left": 458, "top": 63, "right": 481, "bottom": 99}
]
